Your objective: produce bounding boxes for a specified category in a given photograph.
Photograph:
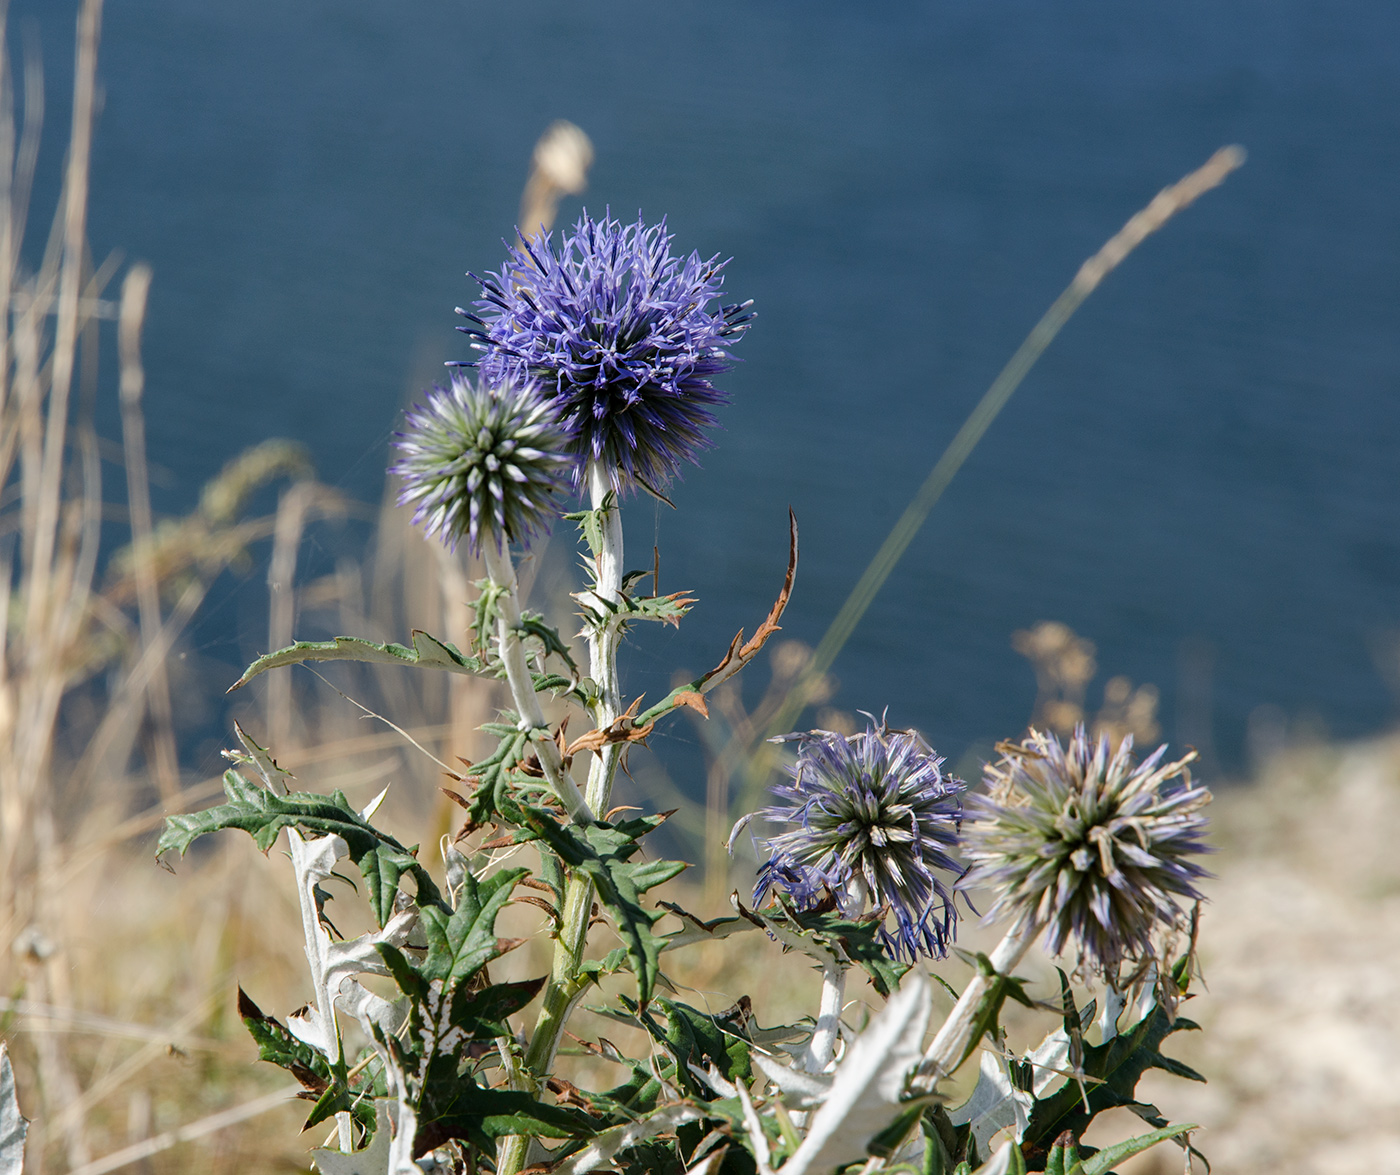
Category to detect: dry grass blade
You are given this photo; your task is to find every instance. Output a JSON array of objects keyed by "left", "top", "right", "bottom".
[
  {"left": 754, "top": 145, "right": 1248, "bottom": 783},
  {"left": 63, "top": 1083, "right": 303, "bottom": 1175}
]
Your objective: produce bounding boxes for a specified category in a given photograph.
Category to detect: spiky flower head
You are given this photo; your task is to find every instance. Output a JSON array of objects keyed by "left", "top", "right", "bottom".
[
  {"left": 391, "top": 371, "right": 570, "bottom": 553},
  {"left": 457, "top": 211, "right": 753, "bottom": 493},
  {"left": 962, "top": 726, "right": 1212, "bottom": 981},
  {"left": 747, "top": 720, "right": 967, "bottom": 961}
]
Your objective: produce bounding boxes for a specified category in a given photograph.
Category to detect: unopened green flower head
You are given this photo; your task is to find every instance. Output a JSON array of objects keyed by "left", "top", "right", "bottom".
[
  {"left": 962, "top": 726, "right": 1211, "bottom": 982},
  {"left": 392, "top": 371, "right": 570, "bottom": 553}
]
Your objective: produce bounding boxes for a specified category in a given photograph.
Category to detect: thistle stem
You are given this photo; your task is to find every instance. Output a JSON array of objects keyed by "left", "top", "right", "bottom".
[
  {"left": 500, "top": 465, "right": 627, "bottom": 1175},
  {"left": 480, "top": 542, "right": 593, "bottom": 824},
  {"left": 803, "top": 961, "right": 846, "bottom": 1073},
  {"left": 582, "top": 460, "right": 625, "bottom": 813},
  {"left": 913, "top": 913, "right": 1041, "bottom": 1091}
]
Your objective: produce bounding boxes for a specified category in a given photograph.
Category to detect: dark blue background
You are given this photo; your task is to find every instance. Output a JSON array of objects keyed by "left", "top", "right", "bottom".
[{"left": 21, "top": 0, "right": 1400, "bottom": 784}]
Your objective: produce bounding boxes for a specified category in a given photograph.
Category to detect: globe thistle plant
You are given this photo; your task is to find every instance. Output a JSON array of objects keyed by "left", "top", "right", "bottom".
[
  {"left": 962, "top": 726, "right": 1212, "bottom": 981},
  {"left": 457, "top": 211, "right": 753, "bottom": 492},
  {"left": 392, "top": 371, "right": 570, "bottom": 554},
  {"left": 749, "top": 720, "right": 967, "bottom": 961}
]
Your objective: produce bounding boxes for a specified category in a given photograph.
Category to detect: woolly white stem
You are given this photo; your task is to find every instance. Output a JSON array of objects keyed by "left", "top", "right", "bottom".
[
  {"left": 583, "top": 460, "right": 625, "bottom": 814},
  {"left": 286, "top": 831, "right": 353, "bottom": 1152},
  {"left": 913, "top": 913, "right": 1041, "bottom": 1091},
  {"left": 481, "top": 541, "right": 593, "bottom": 824},
  {"left": 803, "top": 961, "right": 846, "bottom": 1074}
]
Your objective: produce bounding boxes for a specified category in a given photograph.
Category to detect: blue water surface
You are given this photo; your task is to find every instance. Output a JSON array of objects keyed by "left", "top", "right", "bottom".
[{"left": 18, "top": 0, "right": 1400, "bottom": 786}]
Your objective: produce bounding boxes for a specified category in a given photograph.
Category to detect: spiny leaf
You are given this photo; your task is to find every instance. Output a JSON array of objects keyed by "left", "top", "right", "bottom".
[
  {"left": 565, "top": 501, "right": 609, "bottom": 559},
  {"left": 158, "top": 770, "right": 446, "bottom": 925},
  {"left": 519, "top": 611, "right": 580, "bottom": 674},
  {"left": 1078, "top": 1122, "right": 1198, "bottom": 1175},
  {"left": 457, "top": 726, "right": 532, "bottom": 827},
  {"left": 1021, "top": 998, "right": 1206, "bottom": 1169},
  {"left": 413, "top": 1074, "right": 595, "bottom": 1156},
  {"left": 623, "top": 998, "right": 753, "bottom": 1097},
  {"left": 237, "top": 987, "right": 332, "bottom": 1094},
  {"left": 229, "top": 630, "right": 484, "bottom": 691},
  {"left": 733, "top": 896, "right": 909, "bottom": 998},
  {"left": 787, "top": 903, "right": 911, "bottom": 998},
  {"left": 520, "top": 808, "right": 685, "bottom": 1005},
  {"left": 616, "top": 589, "right": 698, "bottom": 626},
  {"left": 416, "top": 867, "right": 530, "bottom": 986}
]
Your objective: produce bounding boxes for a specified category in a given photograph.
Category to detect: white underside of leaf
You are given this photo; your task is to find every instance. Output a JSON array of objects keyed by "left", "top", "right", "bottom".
[
  {"left": 553, "top": 1104, "right": 703, "bottom": 1175},
  {"left": 0, "top": 1044, "right": 27, "bottom": 1175},
  {"left": 971, "top": 1140, "right": 1015, "bottom": 1175},
  {"left": 312, "top": 1099, "right": 394, "bottom": 1175},
  {"left": 751, "top": 1052, "right": 832, "bottom": 1109},
  {"left": 778, "top": 974, "right": 932, "bottom": 1175}
]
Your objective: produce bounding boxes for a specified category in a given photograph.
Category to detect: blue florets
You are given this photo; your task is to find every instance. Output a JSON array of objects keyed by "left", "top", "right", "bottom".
[
  {"left": 750, "top": 720, "right": 967, "bottom": 961},
  {"left": 962, "top": 726, "right": 1212, "bottom": 981},
  {"left": 456, "top": 211, "right": 753, "bottom": 493}
]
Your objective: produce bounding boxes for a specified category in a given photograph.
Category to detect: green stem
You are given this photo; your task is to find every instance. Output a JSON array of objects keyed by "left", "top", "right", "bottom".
[
  {"left": 481, "top": 542, "right": 593, "bottom": 824},
  {"left": 499, "top": 466, "right": 627, "bottom": 1175}
]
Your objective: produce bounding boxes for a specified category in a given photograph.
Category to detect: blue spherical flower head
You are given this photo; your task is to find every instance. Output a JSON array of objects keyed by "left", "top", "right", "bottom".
[
  {"left": 961, "top": 726, "right": 1212, "bottom": 983},
  {"left": 458, "top": 211, "right": 753, "bottom": 493},
  {"left": 391, "top": 372, "right": 570, "bottom": 554},
  {"left": 750, "top": 720, "right": 967, "bottom": 961}
]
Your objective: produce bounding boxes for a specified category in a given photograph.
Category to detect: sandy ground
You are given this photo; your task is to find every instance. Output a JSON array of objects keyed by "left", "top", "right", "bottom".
[{"left": 1120, "top": 734, "right": 1400, "bottom": 1174}]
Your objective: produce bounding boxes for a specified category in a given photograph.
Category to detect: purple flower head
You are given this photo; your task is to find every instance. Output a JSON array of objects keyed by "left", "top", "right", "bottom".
[
  {"left": 391, "top": 371, "right": 570, "bottom": 554},
  {"left": 456, "top": 211, "right": 753, "bottom": 493},
  {"left": 962, "top": 726, "right": 1212, "bottom": 983},
  {"left": 747, "top": 719, "right": 967, "bottom": 961}
]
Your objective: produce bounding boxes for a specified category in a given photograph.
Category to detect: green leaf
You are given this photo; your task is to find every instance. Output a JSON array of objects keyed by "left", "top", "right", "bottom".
[
  {"left": 230, "top": 630, "right": 485, "bottom": 691},
  {"left": 787, "top": 903, "right": 911, "bottom": 998},
  {"left": 413, "top": 1068, "right": 595, "bottom": 1156},
  {"left": 1043, "top": 1131, "right": 1083, "bottom": 1175},
  {"left": 938, "top": 949, "right": 1039, "bottom": 1075},
  {"left": 236, "top": 987, "right": 332, "bottom": 1093},
  {"left": 1021, "top": 999, "right": 1205, "bottom": 1170},
  {"left": 519, "top": 611, "right": 580, "bottom": 674},
  {"left": 450, "top": 977, "right": 546, "bottom": 1035},
  {"left": 626, "top": 998, "right": 754, "bottom": 1096},
  {"left": 565, "top": 502, "right": 610, "bottom": 559},
  {"left": 520, "top": 808, "right": 686, "bottom": 1005},
  {"left": 458, "top": 725, "right": 533, "bottom": 827},
  {"left": 412, "top": 867, "right": 530, "bottom": 988},
  {"left": 616, "top": 589, "right": 697, "bottom": 626},
  {"left": 158, "top": 769, "right": 446, "bottom": 926},
  {"left": 1078, "top": 1122, "right": 1197, "bottom": 1175}
]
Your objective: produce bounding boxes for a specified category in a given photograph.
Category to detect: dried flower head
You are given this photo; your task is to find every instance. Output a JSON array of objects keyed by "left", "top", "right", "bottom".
[
  {"left": 748, "top": 720, "right": 967, "bottom": 961},
  {"left": 457, "top": 211, "right": 753, "bottom": 492},
  {"left": 962, "top": 726, "right": 1212, "bottom": 980},
  {"left": 392, "top": 371, "right": 570, "bottom": 553}
]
